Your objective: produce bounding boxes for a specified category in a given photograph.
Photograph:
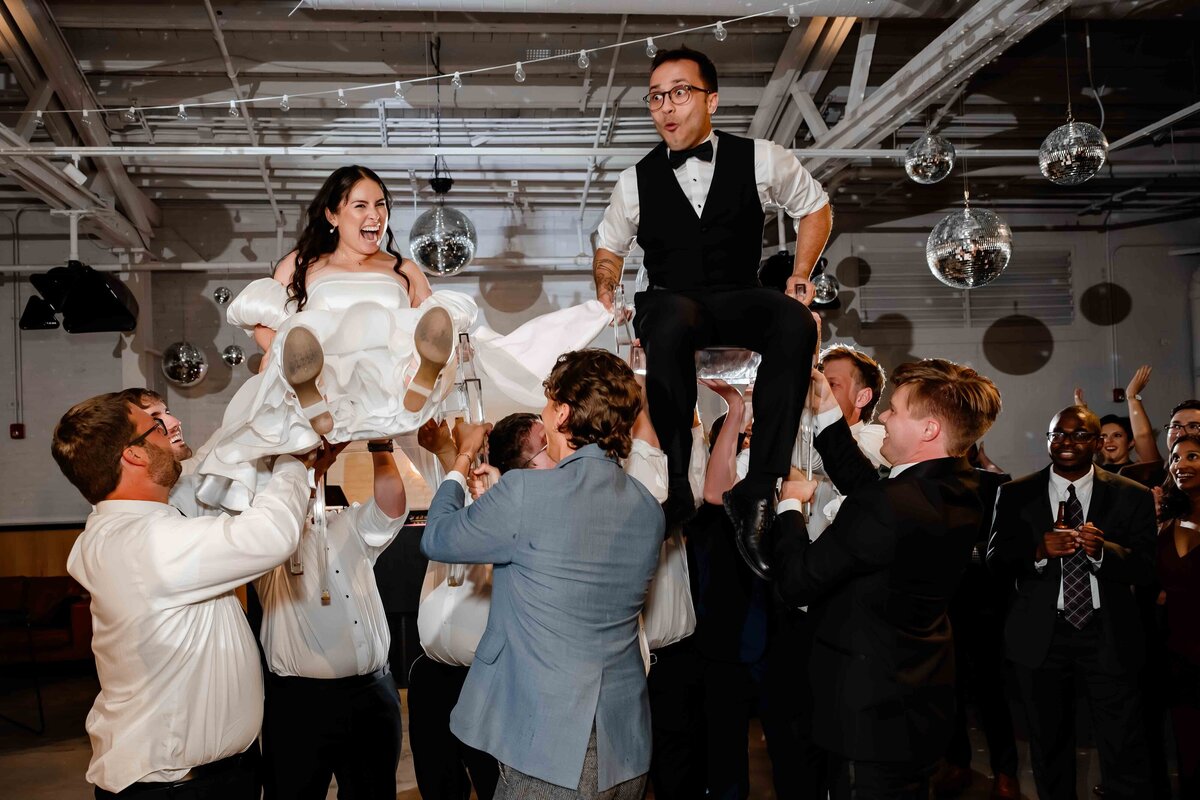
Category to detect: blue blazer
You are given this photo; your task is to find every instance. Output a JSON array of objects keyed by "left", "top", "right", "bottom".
[{"left": 420, "top": 443, "right": 666, "bottom": 790}]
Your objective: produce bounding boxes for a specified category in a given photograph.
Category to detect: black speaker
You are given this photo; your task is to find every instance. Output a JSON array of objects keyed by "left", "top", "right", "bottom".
[{"left": 20, "top": 260, "right": 139, "bottom": 333}]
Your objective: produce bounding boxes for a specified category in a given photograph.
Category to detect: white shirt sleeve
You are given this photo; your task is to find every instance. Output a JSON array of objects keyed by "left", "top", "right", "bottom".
[
  {"left": 348, "top": 497, "right": 409, "bottom": 555},
  {"left": 595, "top": 167, "right": 641, "bottom": 257},
  {"left": 757, "top": 139, "right": 830, "bottom": 225},
  {"left": 777, "top": 498, "right": 804, "bottom": 515},
  {"left": 624, "top": 438, "right": 669, "bottom": 504}
]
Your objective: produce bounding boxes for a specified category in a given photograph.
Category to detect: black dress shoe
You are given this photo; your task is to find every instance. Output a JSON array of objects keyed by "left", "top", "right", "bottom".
[
  {"left": 661, "top": 485, "right": 696, "bottom": 528},
  {"left": 722, "top": 489, "right": 775, "bottom": 581}
]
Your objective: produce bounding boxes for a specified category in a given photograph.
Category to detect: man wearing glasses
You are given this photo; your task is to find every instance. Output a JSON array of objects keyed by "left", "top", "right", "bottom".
[
  {"left": 593, "top": 47, "right": 832, "bottom": 579},
  {"left": 987, "top": 405, "right": 1156, "bottom": 800},
  {"left": 51, "top": 392, "right": 334, "bottom": 798}
]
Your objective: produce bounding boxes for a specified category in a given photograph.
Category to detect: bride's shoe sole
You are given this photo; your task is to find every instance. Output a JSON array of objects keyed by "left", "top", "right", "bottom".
[
  {"left": 405, "top": 307, "right": 454, "bottom": 412},
  {"left": 282, "top": 326, "right": 334, "bottom": 435}
]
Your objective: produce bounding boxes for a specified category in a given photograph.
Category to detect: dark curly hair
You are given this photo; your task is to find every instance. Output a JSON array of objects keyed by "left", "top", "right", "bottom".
[
  {"left": 542, "top": 349, "right": 642, "bottom": 460},
  {"left": 286, "top": 165, "right": 408, "bottom": 311},
  {"left": 489, "top": 413, "right": 541, "bottom": 475},
  {"left": 1160, "top": 434, "right": 1200, "bottom": 521}
]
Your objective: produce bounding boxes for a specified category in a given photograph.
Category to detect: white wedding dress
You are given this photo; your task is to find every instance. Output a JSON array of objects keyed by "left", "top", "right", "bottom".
[{"left": 194, "top": 272, "right": 613, "bottom": 511}]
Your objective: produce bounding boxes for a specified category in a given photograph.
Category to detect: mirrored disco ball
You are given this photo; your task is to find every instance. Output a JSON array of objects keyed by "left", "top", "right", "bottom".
[
  {"left": 161, "top": 341, "right": 209, "bottom": 387},
  {"left": 409, "top": 205, "right": 477, "bottom": 277},
  {"left": 904, "top": 134, "right": 956, "bottom": 185},
  {"left": 221, "top": 344, "right": 245, "bottom": 367},
  {"left": 812, "top": 273, "right": 840, "bottom": 304},
  {"left": 1039, "top": 121, "right": 1108, "bottom": 186},
  {"left": 926, "top": 207, "right": 1012, "bottom": 289},
  {"left": 212, "top": 286, "right": 232, "bottom": 305}
]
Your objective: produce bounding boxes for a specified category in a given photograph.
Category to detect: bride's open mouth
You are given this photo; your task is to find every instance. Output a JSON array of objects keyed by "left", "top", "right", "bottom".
[{"left": 361, "top": 224, "right": 381, "bottom": 245}]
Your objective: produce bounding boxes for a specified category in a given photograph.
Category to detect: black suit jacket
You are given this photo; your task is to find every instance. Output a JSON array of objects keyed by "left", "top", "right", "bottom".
[
  {"left": 773, "top": 418, "right": 983, "bottom": 764},
  {"left": 985, "top": 466, "right": 1156, "bottom": 673}
]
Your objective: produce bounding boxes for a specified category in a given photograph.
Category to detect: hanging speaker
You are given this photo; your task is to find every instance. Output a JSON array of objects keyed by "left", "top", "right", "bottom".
[
  {"left": 23, "top": 261, "right": 139, "bottom": 333},
  {"left": 19, "top": 296, "right": 59, "bottom": 329}
]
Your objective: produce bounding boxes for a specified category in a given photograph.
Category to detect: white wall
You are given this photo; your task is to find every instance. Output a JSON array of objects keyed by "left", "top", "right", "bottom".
[{"left": 2, "top": 203, "right": 1198, "bottom": 524}]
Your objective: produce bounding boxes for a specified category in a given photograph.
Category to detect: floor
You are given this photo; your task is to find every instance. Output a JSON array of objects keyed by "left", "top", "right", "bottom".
[{"left": 0, "top": 662, "right": 1135, "bottom": 799}]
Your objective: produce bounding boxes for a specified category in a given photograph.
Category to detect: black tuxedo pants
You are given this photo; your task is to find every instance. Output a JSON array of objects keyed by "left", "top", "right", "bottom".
[
  {"left": 633, "top": 287, "right": 816, "bottom": 492},
  {"left": 1014, "top": 616, "right": 1149, "bottom": 800},
  {"left": 828, "top": 756, "right": 935, "bottom": 800}
]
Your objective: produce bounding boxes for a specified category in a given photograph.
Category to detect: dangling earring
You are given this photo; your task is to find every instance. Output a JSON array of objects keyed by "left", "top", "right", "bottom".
[{"left": 329, "top": 224, "right": 337, "bottom": 233}]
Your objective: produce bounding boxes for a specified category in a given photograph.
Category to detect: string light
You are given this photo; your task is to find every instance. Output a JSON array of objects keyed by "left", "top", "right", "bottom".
[
  {"left": 279, "top": 94, "right": 290, "bottom": 111},
  {"left": 394, "top": 81, "right": 406, "bottom": 100},
  {"left": 80, "top": 108, "right": 91, "bottom": 126},
  {"left": 123, "top": 106, "right": 137, "bottom": 123},
  {"left": 177, "top": 104, "right": 188, "bottom": 120},
  {"left": 787, "top": 6, "right": 801, "bottom": 27},
  {"left": 714, "top": 21, "right": 728, "bottom": 42},
  {"left": 577, "top": 50, "right": 591, "bottom": 69},
  {"left": 228, "top": 100, "right": 239, "bottom": 118},
  {"left": 645, "top": 37, "right": 658, "bottom": 58},
  {"left": 514, "top": 62, "right": 526, "bottom": 83},
  {"left": 451, "top": 71, "right": 463, "bottom": 89},
  {"left": 336, "top": 88, "right": 347, "bottom": 107},
  {"left": 34, "top": 109, "right": 43, "bottom": 129}
]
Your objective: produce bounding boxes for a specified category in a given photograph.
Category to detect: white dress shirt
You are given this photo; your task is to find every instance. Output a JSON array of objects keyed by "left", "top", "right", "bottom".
[
  {"left": 1036, "top": 467, "right": 1103, "bottom": 610},
  {"left": 257, "top": 497, "right": 408, "bottom": 679},
  {"left": 595, "top": 131, "right": 829, "bottom": 257},
  {"left": 66, "top": 456, "right": 311, "bottom": 793}
]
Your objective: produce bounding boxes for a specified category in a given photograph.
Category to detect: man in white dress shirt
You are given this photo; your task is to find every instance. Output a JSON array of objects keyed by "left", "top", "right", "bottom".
[
  {"left": 256, "top": 437, "right": 408, "bottom": 800},
  {"left": 52, "top": 392, "right": 326, "bottom": 798},
  {"left": 592, "top": 47, "right": 832, "bottom": 578}
]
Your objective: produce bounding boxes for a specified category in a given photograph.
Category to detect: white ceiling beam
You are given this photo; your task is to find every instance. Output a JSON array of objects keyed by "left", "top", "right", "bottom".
[
  {"left": 771, "top": 15, "right": 856, "bottom": 145},
  {"left": 803, "top": 0, "right": 1073, "bottom": 181},
  {"left": 1109, "top": 100, "right": 1200, "bottom": 152},
  {"left": 845, "top": 19, "right": 877, "bottom": 114},
  {"left": 788, "top": 88, "right": 828, "bottom": 139},
  {"left": 13, "top": 80, "right": 51, "bottom": 141},
  {"left": 746, "top": 17, "right": 826, "bottom": 139}
]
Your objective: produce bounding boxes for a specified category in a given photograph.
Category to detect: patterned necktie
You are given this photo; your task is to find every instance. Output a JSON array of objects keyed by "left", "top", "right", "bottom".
[{"left": 1060, "top": 484, "right": 1094, "bottom": 629}]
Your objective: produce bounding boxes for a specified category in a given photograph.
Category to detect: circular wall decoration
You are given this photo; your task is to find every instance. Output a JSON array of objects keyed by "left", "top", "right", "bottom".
[
  {"left": 983, "top": 314, "right": 1054, "bottom": 376},
  {"left": 1079, "top": 282, "right": 1132, "bottom": 326}
]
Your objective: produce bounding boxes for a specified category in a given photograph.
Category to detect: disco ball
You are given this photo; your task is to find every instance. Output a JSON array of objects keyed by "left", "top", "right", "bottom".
[
  {"left": 926, "top": 207, "right": 1012, "bottom": 289},
  {"left": 1039, "top": 120, "right": 1108, "bottom": 186},
  {"left": 904, "top": 134, "right": 956, "bottom": 185},
  {"left": 812, "top": 273, "right": 840, "bottom": 304},
  {"left": 161, "top": 341, "right": 209, "bottom": 387},
  {"left": 221, "top": 344, "right": 246, "bottom": 367},
  {"left": 409, "top": 204, "right": 477, "bottom": 277},
  {"left": 212, "top": 286, "right": 232, "bottom": 305}
]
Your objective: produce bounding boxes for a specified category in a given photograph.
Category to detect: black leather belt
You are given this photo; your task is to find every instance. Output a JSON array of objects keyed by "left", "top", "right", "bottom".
[
  {"left": 113, "top": 749, "right": 254, "bottom": 794},
  {"left": 267, "top": 664, "right": 391, "bottom": 689}
]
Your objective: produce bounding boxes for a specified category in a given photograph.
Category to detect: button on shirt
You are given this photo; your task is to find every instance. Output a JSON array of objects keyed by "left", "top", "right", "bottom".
[
  {"left": 257, "top": 497, "right": 407, "bottom": 679},
  {"left": 595, "top": 131, "right": 829, "bottom": 256},
  {"left": 66, "top": 457, "right": 311, "bottom": 793},
  {"left": 1038, "top": 467, "right": 1103, "bottom": 610}
]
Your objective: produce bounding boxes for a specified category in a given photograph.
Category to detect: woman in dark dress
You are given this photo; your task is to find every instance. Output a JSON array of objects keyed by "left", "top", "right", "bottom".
[{"left": 1158, "top": 434, "right": 1200, "bottom": 798}]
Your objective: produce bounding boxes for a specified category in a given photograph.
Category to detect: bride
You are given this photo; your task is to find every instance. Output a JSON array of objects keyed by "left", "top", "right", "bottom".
[{"left": 195, "top": 165, "right": 609, "bottom": 512}]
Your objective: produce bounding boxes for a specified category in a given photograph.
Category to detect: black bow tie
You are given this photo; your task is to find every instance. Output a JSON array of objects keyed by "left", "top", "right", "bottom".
[{"left": 667, "top": 140, "right": 713, "bottom": 169}]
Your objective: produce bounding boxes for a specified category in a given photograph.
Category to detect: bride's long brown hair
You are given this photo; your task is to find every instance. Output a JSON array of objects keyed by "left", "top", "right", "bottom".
[{"left": 285, "top": 165, "right": 409, "bottom": 311}]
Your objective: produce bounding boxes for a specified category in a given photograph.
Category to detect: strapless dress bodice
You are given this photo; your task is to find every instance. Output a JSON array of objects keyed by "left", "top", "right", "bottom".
[{"left": 305, "top": 272, "right": 410, "bottom": 312}]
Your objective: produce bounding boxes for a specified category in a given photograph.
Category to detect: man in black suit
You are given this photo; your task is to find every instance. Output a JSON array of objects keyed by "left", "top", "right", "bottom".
[
  {"left": 774, "top": 358, "right": 1003, "bottom": 799},
  {"left": 593, "top": 47, "right": 832, "bottom": 574},
  {"left": 987, "top": 405, "right": 1155, "bottom": 800}
]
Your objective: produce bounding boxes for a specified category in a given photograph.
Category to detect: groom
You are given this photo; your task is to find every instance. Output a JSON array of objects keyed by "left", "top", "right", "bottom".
[{"left": 593, "top": 47, "right": 832, "bottom": 578}]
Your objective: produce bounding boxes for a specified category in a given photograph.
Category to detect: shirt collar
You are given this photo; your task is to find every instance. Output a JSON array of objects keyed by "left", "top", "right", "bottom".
[
  {"left": 1049, "top": 465, "right": 1095, "bottom": 495},
  {"left": 888, "top": 461, "right": 919, "bottom": 478},
  {"left": 93, "top": 499, "right": 179, "bottom": 516}
]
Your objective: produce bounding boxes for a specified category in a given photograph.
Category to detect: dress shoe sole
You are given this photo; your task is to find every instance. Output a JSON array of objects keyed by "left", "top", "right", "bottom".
[
  {"left": 405, "top": 306, "right": 454, "bottom": 412},
  {"left": 282, "top": 326, "right": 333, "bottom": 435},
  {"left": 723, "top": 492, "right": 772, "bottom": 581}
]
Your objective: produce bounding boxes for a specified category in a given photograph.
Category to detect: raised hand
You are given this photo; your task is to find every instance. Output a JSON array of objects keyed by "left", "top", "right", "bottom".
[{"left": 1126, "top": 365, "right": 1152, "bottom": 399}]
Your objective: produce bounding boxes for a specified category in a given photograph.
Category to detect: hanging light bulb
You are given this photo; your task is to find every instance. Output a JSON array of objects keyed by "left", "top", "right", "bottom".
[
  {"left": 34, "top": 109, "right": 43, "bottom": 129},
  {"left": 714, "top": 21, "right": 728, "bottom": 42},
  {"left": 336, "top": 88, "right": 348, "bottom": 107},
  {"left": 228, "top": 99, "right": 239, "bottom": 118},
  {"left": 123, "top": 106, "right": 137, "bottom": 123},
  {"left": 904, "top": 134, "right": 956, "bottom": 184},
  {"left": 645, "top": 37, "right": 658, "bottom": 58},
  {"left": 394, "top": 81, "right": 406, "bottom": 100},
  {"left": 577, "top": 50, "right": 590, "bottom": 69},
  {"left": 80, "top": 109, "right": 91, "bottom": 126},
  {"left": 451, "top": 71, "right": 463, "bottom": 89},
  {"left": 514, "top": 62, "right": 526, "bottom": 83},
  {"left": 787, "top": 6, "right": 801, "bottom": 27},
  {"left": 926, "top": 192, "right": 1012, "bottom": 289},
  {"left": 1039, "top": 118, "right": 1108, "bottom": 186},
  {"left": 177, "top": 104, "right": 188, "bottom": 121},
  {"left": 279, "top": 94, "right": 290, "bottom": 111}
]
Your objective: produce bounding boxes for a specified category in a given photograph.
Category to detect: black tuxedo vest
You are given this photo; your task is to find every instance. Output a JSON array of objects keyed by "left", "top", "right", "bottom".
[{"left": 634, "top": 131, "right": 764, "bottom": 291}]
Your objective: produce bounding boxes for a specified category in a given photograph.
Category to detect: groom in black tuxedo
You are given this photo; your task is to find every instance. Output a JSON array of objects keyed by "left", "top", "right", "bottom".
[
  {"left": 773, "top": 359, "right": 1002, "bottom": 799},
  {"left": 987, "top": 405, "right": 1155, "bottom": 800},
  {"left": 592, "top": 47, "right": 832, "bottom": 578}
]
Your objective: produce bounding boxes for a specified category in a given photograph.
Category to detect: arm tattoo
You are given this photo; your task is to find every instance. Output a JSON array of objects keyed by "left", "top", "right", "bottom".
[{"left": 593, "top": 252, "right": 624, "bottom": 293}]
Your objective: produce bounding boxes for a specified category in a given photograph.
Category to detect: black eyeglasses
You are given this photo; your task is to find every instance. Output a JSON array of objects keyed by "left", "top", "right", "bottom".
[
  {"left": 641, "top": 84, "right": 716, "bottom": 111},
  {"left": 1165, "top": 422, "right": 1200, "bottom": 435},
  {"left": 1046, "top": 431, "right": 1098, "bottom": 444},
  {"left": 519, "top": 442, "right": 549, "bottom": 470},
  {"left": 127, "top": 418, "right": 168, "bottom": 448}
]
